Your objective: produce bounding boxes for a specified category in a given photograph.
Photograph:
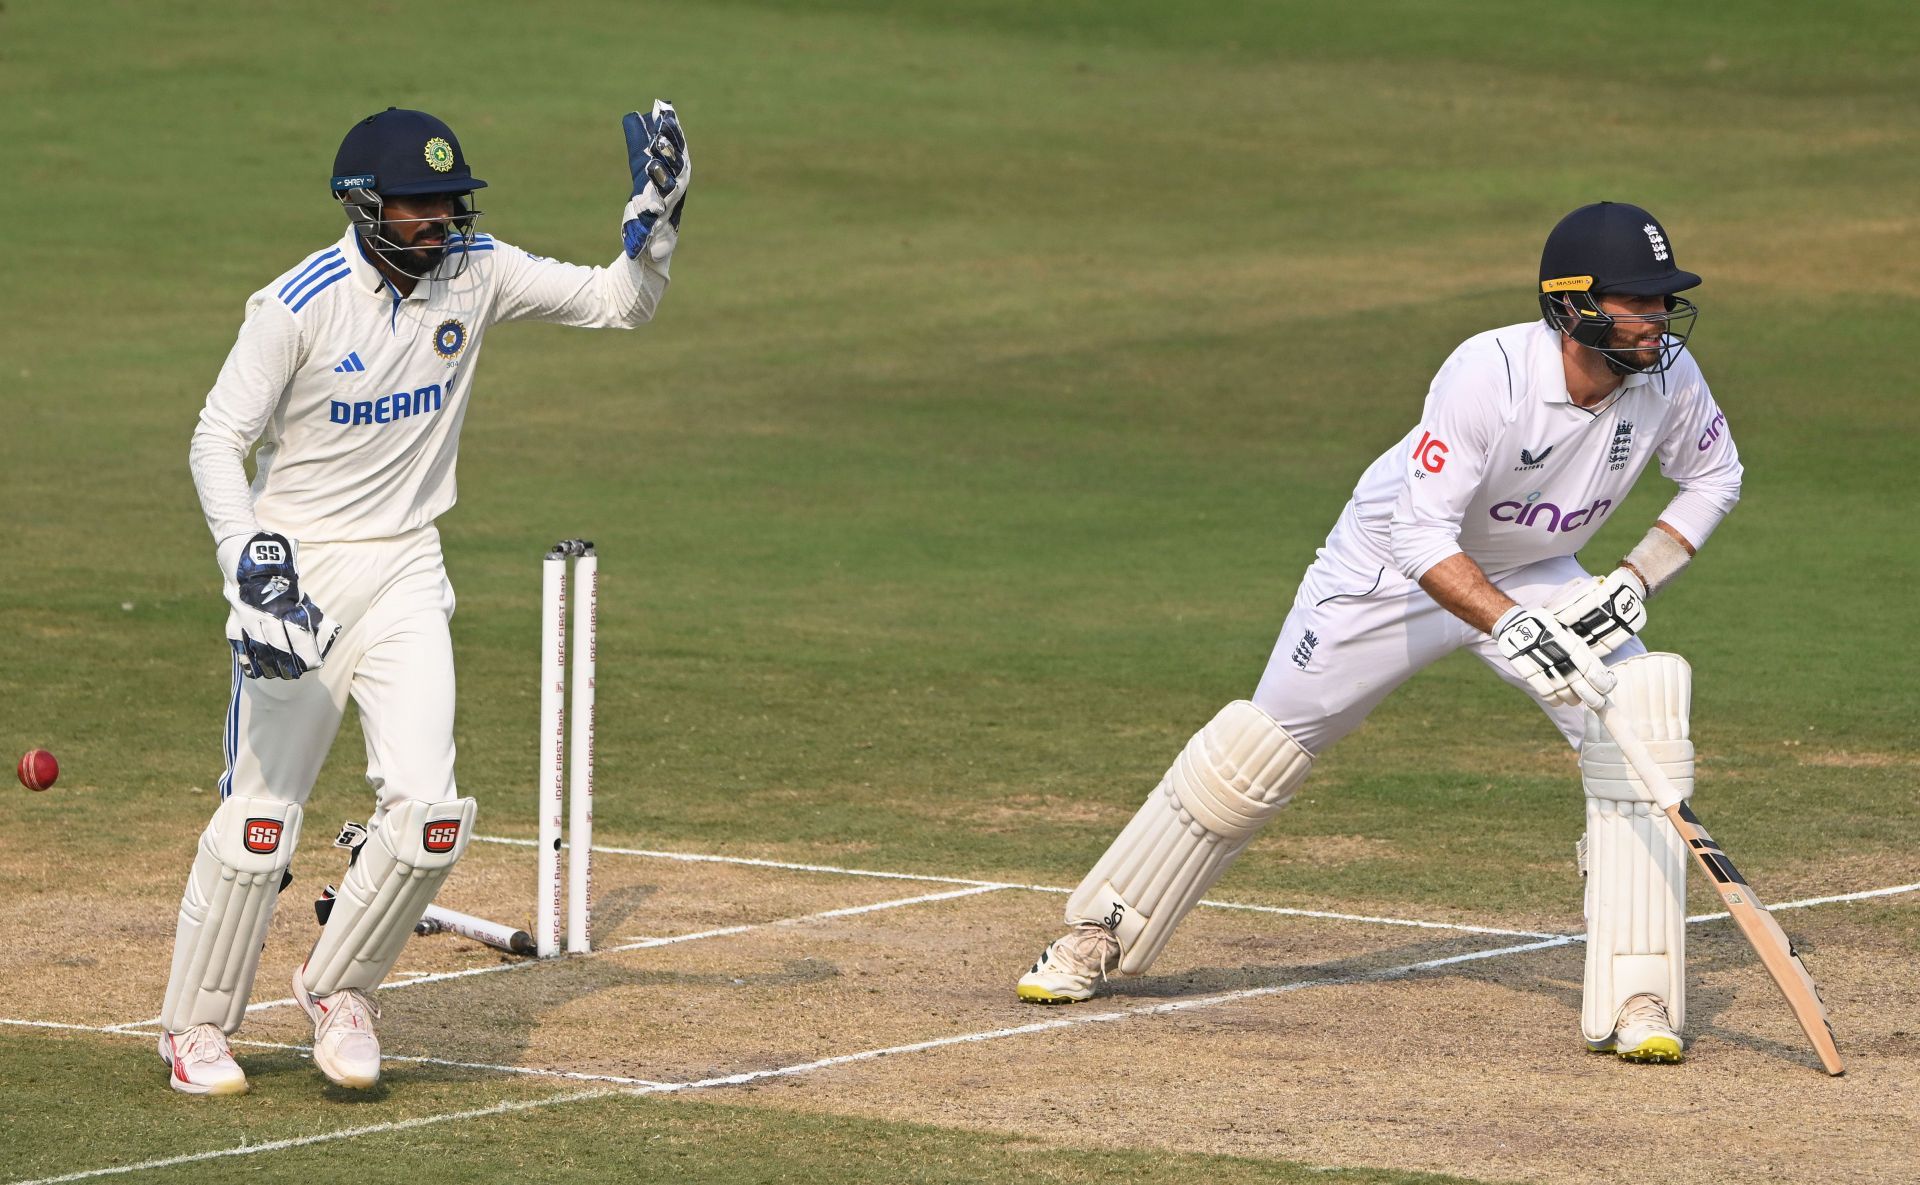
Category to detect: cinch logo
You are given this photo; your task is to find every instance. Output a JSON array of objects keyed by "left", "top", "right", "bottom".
[
  {"left": 422, "top": 820, "right": 461, "bottom": 854},
  {"left": 243, "top": 819, "right": 284, "bottom": 854},
  {"left": 1413, "top": 430, "right": 1449, "bottom": 474},
  {"left": 1697, "top": 409, "right": 1726, "bottom": 451},
  {"left": 330, "top": 384, "right": 443, "bottom": 427},
  {"left": 1489, "top": 492, "right": 1614, "bottom": 534}
]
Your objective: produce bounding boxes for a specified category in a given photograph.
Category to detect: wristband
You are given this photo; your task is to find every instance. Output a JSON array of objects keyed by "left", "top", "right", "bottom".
[{"left": 1623, "top": 528, "right": 1691, "bottom": 598}]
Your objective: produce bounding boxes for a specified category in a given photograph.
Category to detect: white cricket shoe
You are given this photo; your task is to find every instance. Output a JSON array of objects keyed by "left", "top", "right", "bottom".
[
  {"left": 158, "top": 1023, "right": 248, "bottom": 1096},
  {"left": 293, "top": 967, "right": 382, "bottom": 1088},
  {"left": 1596, "top": 993, "right": 1685, "bottom": 1064},
  {"left": 1016, "top": 922, "right": 1119, "bottom": 1004}
]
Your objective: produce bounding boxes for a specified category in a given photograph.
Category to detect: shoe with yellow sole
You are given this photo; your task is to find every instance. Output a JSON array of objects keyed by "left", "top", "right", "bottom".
[{"left": 1016, "top": 922, "right": 1119, "bottom": 1004}]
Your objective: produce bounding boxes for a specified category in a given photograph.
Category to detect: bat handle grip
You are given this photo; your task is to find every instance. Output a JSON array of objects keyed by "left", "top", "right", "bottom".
[{"left": 1595, "top": 698, "right": 1685, "bottom": 812}]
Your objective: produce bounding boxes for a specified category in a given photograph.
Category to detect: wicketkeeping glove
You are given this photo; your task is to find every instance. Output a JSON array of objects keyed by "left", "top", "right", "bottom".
[
  {"left": 622, "top": 100, "right": 689, "bottom": 261},
  {"left": 1493, "top": 604, "right": 1617, "bottom": 710},
  {"left": 219, "top": 531, "right": 341, "bottom": 680},
  {"left": 1548, "top": 567, "right": 1647, "bottom": 658}
]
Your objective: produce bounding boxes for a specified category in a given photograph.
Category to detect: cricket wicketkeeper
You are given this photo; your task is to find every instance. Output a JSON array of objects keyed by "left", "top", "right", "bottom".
[
  {"left": 156, "top": 104, "right": 689, "bottom": 1094},
  {"left": 1018, "top": 202, "right": 1743, "bottom": 1065}
]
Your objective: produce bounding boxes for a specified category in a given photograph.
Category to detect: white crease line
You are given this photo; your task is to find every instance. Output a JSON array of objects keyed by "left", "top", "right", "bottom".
[
  {"left": 3, "top": 1088, "right": 618, "bottom": 1185},
  {"left": 0, "top": 1019, "right": 112, "bottom": 1034},
  {"left": 2, "top": 933, "right": 1572, "bottom": 1185},
  {"left": 1190, "top": 899, "right": 1557, "bottom": 938},
  {"left": 79, "top": 1024, "right": 673, "bottom": 1089},
  {"left": 218, "top": 884, "right": 1006, "bottom": 1018},
  {"left": 475, "top": 834, "right": 1563, "bottom": 938},
  {"left": 1687, "top": 880, "right": 1920, "bottom": 924},
  {"left": 2, "top": 1019, "right": 666, "bottom": 1088},
  {"left": 649, "top": 935, "right": 1582, "bottom": 1093},
  {"left": 16, "top": 879, "right": 1914, "bottom": 1182},
  {"left": 476, "top": 834, "right": 1020, "bottom": 888}
]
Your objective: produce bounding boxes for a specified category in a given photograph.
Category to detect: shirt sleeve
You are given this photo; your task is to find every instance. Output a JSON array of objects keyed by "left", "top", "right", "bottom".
[
  {"left": 188, "top": 296, "right": 304, "bottom": 550},
  {"left": 1650, "top": 364, "right": 1742, "bottom": 549},
  {"left": 1388, "top": 344, "right": 1506, "bottom": 581},
  {"left": 488, "top": 234, "right": 672, "bottom": 328}
]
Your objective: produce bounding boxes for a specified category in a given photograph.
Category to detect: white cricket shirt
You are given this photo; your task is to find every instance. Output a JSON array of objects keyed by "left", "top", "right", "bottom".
[
  {"left": 190, "top": 225, "right": 672, "bottom": 546},
  {"left": 1324, "top": 320, "right": 1741, "bottom": 581}
]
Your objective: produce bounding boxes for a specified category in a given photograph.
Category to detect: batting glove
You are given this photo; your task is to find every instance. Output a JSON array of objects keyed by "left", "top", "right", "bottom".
[
  {"left": 1547, "top": 568, "right": 1648, "bottom": 659},
  {"left": 1493, "top": 604, "right": 1617, "bottom": 710},
  {"left": 622, "top": 100, "right": 689, "bottom": 262},
  {"left": 219, "top": 531, "right": 341, "bottom": 680}
]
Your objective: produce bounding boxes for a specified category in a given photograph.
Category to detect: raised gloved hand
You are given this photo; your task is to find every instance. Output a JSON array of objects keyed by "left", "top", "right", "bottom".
[
  {"left": 1493, "top": 604, "right": 1616, "bottom": 709},
  {"left": 621, "top": 100, "right": 689, "bottom": 261},
  {"left": 219, "top": 531, "right": 340, "bottom": 680},
  {"left": 1548, "top": 567, "right": 1647, "bottom": 658}
]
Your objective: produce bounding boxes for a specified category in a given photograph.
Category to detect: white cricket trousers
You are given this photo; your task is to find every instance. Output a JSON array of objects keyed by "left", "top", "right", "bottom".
[
  {"left": 216, "top": 525, "right": 459, "bottom": 813},
  {"left": 1251, "top": 551, "right": 1645, "bottom": 756}
]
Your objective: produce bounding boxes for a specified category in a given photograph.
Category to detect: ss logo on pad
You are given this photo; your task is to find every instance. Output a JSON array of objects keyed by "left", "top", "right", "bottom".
[
  {"left": 422, "top": 821, "right": 461, "bottom": 853},
  {"left": 243, "top": 819, "right": 284, "bottom": 854}
]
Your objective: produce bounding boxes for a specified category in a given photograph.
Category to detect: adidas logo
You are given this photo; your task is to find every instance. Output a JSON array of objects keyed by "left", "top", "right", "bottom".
[{"left": 332, "top": 351, "right": 366, "bottom": 373}]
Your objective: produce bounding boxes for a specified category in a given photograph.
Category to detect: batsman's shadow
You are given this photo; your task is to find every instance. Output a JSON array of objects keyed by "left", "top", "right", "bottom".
[{"left": 1155, "top": 925, "right": 1840, "bottom": 1075}]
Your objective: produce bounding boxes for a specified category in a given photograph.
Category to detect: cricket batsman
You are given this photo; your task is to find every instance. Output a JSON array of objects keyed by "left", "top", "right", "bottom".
[
  {"left": 156, "top": 104, "right": 689, "bottom": 1094},
  {"left": 1017, "top": 202, "right": 1743, "bottom": 1065}
]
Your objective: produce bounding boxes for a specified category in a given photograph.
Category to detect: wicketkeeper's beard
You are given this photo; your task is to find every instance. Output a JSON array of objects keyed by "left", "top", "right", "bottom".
[{"left": 391, "top": 239, "right": 450, "bottom": 277}]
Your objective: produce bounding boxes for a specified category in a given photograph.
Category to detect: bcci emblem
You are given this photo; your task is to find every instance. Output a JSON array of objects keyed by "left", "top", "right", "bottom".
[
  {"left": 424, "top": 136, "right": 455, "bottom": 173},
  {"left": 433, "top": 318, "right": 467, "bottom": 360}
]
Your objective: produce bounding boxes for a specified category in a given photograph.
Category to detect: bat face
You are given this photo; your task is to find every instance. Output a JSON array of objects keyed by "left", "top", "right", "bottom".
[{"left": 1670, "top": 800, "right": 1843, "bottom": 1075}]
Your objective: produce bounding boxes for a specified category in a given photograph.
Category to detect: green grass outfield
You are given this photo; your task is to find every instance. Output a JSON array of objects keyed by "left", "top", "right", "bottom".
[{"left": 2, "top": 0, "right": 1916, "bottom": 1180}]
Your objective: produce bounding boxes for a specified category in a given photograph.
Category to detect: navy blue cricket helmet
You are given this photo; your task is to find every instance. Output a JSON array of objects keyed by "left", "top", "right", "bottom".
[
  {"left": 1538, "top": 201, "right": 1700, "bottom": 375},
  {"left": 330, "top": 108, "right": 487, "bottom": 280}
]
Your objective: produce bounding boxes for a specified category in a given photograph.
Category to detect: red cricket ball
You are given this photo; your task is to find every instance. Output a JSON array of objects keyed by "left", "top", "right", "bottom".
[{"left": 17, "top": 749, "right": 58, "bottom": 791}]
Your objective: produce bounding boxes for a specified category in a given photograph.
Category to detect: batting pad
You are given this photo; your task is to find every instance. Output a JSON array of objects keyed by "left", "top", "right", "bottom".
[
  {"left": 1067, "top": 701, "right": 1311, "bottom": 975},
  {"left": 1579, "top": 651, "right": 1692, "bottom": 1045},
  {"left": 161, "top": 796, "right": 304, "bottom": 1033},
  {"left": 300, "top": 797, "right": 475, "bottom": 996}
]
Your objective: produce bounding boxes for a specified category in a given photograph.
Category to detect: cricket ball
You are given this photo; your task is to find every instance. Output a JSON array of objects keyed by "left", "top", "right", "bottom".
[{"left": 17, "top": 749, "right": 58, "bottom": 791}]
